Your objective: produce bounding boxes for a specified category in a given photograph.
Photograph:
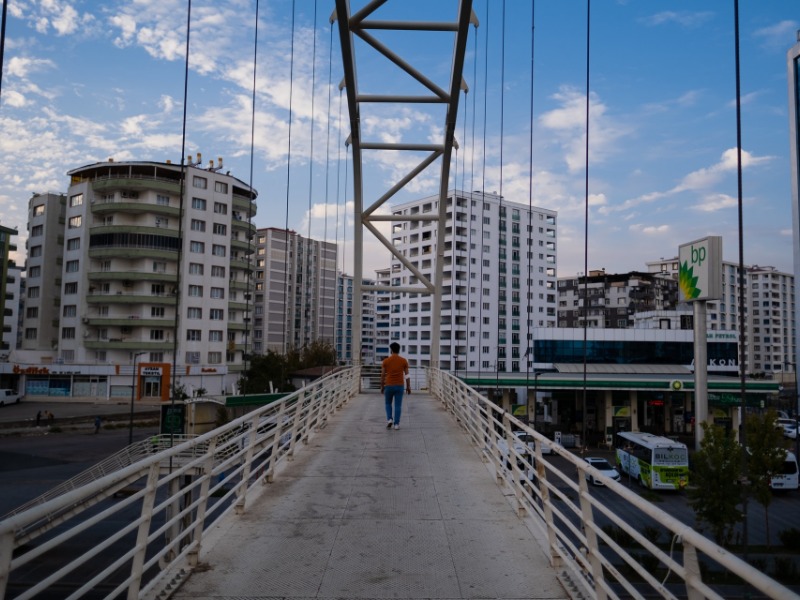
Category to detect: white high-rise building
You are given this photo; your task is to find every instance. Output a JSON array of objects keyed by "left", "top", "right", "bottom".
[
  {"left": 18, "top": 158, "right": 258, "bottom": 400},
  {"left": 389, "top": 190, "right": 557, "bottom": 372},
  {"left": 647, "top": 257, "right": 795, "bottom": 377},
  {"left": 374, "top": 267, "right": 391, "bottom": 361},
  {"left": 335, "top": 273, "right": 377, "bottom": 365}
]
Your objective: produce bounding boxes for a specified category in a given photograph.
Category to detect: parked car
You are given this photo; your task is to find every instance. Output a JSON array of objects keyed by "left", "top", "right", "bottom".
[
  {"left": 0, "top": 389, "right": 21, "bottom": 406},
  {"left": 776, "top": 418, "right": 798, "bottom": 438},
  {"left": 513, "top": 430, "right": 555, "bottom": 455},
  {"left": 583, "top": 457, "right": 620, "bottom": 486}
]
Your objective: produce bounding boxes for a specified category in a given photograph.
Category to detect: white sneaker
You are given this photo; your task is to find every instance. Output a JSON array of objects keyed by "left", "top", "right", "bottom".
[
  {"left": 386, "top": 420, "right": 393, "bottom": 429},
  {"left": 393, "top": 424, "right": 400, "bottom": 430}
]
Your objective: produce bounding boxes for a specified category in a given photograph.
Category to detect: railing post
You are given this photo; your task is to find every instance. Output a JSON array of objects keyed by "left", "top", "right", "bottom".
[
  {"left": 127, "top": 463, "right": 160, "bottom": 600},
  {"left": 577, "top": 470, "right": 606, "bottom": 599},
  {"left": 0, "top": 528, "right": 13, "bottom": 599},
  {"left": 683, "top": 540, "right": 705, "bottom": 600},
  {"left": 187, "top": 436, "right": 218, "bottom": 567},
  {"left": 265, "top": 399, "right": 288, "bottom": 483},
  {"left": 235, "top": 416, "right": 259, "bottom": 514},
  {"left": 287, "top": 389, "right": 308, "bottom": 460}
]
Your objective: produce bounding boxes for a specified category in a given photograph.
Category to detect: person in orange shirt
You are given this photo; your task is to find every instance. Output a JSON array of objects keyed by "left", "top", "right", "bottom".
[{"left": 381, "top": 342, "right": 410, "bottom": 430}]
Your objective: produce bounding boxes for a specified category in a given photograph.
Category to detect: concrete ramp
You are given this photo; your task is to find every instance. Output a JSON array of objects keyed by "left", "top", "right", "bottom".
[{"left": 173, "top": 391, "right": 567, "bottom": 599}]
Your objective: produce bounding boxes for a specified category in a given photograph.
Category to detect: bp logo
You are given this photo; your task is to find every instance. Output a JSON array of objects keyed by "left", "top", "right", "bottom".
[{"left": 670, "top": 380, "right": 683, "bottom": 391}]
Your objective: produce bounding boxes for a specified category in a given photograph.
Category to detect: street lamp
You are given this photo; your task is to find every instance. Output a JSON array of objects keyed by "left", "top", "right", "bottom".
[
  {"left": 785, "top": 362, "right": 799, "bottom": 462},
  {"left": 128, "top": 352, "right": 146, "bottom": 445}
]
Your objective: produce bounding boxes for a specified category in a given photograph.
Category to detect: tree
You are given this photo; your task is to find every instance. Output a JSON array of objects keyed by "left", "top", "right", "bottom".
[
  {"left": 744, "top": 408, "right": 789, "bottom": 548},
  {"left": 239, "top": 350, "right": 293, "bottom": 394},
  {"left": 300, "top": 340, "right": 337, "bottom": 369},
  {"left": 687, "top": 422, "right": 742, "bottom": 546}
]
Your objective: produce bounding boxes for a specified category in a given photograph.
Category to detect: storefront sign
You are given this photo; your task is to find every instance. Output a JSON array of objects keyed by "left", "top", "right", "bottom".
[
  {"left": 678, "top": 236, "right": 722, "bottom": 301},
  {"left": 142, "top": 367, "right": 163, "bottom": 376}
]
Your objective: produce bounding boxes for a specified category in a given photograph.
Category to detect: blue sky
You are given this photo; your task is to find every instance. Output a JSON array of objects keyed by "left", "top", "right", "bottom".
[{"left": 0, "top": 0, "right": 797, "bottom": 278}]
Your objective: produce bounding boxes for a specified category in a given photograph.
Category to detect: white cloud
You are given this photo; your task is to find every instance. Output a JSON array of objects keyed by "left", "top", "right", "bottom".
[
  {"left": 630, "top": 223, "right": 670, "bottom": 235},
  {"left": 692, "top": 193, "right": 737, "bottom": 212},
  {"left": 753, "top": 20, "right": 799, "bottom": 51},
  {"left": 642, "top": 11, "right": 714, "bottom": 28},
  {"left": 3, "top": 91, "right": 27, "bottom": 108},
  {"left": 539, "top": 87, "right": 628, "bottom": 172},
  {"left": 7, "top": 56, "right": 54, "bottom": 78},
  {"left": 674, "top": 147, "right": 772, "bottom": 192}
]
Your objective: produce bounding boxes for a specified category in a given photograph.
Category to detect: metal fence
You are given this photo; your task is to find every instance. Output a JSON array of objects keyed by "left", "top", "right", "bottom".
[
  {"left": 427, "top": 367, "right": 796, "bottom": 600},
  {"left": 0, "top": 367, "right": 359, "bottom": 600}
]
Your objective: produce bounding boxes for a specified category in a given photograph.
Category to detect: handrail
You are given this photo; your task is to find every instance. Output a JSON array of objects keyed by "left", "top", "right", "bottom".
[
  {"left": 427, "top": 367, "right": 796, "bottom": 600},
  {"left": 0, "top": 367, "right": 359, "bottom": 599}
]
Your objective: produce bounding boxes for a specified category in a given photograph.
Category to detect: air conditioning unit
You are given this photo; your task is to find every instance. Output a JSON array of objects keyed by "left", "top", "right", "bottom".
[{"left": 82, "top": 317, "right": 89, "bottom": 324}]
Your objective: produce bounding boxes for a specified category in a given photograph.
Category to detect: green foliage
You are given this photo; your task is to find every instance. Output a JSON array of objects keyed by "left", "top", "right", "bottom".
[
  {"left": 215, "top": 406, "right": 231, "bottom": 428},
  {"left": 301, "top": 339, "right": 337, "bottom": 368},
  {"left": 172, "top": 383, "right": 189, "bottom": 401},
  {"left": 745, "top": 409, "right": 790, "bottom": 548},
  {"left": 238, "top": 340, "right": 337, "bottom": 394},
  {"left": 687, "top": 423, "right": 743, "bottom": 546}
]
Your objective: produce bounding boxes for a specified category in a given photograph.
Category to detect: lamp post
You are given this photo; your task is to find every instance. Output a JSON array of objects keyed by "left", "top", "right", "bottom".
[
  {"left": 785, "top": 362, "right": 799, "bottom": 462},
  {"left": 128, "top": 352, "right": 146, "bottom": 445}
]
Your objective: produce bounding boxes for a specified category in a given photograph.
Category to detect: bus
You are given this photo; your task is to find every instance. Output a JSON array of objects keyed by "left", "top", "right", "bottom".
[{"left": 615, "top": 431, "right": 689, "bottom": 490}]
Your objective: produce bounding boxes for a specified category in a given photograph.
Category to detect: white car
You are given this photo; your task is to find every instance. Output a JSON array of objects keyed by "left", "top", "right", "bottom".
[
  {"left": 583, "top": 457, "right": 620, "bottom": 486},
  {"left": 513, "top": 430, "right": 554, "bottom": 455},
  {"left": 777, "top": 418, "right": 798, "bottom": 438}
]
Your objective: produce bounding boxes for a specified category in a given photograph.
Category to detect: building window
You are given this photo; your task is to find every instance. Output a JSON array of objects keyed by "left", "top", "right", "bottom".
[
  {"left": 156, "top": 194, "right": 170, "bottom": 205},
  {"left": 61, "top": 327, "right": 76, "bottom": 339},
  {"left": 186, "top": 329, "right": 202, "bottom": 341},
  {"left": 185, "top": 351, "right": 200, "bottom": 364},
  {"left": 209, "top": 308, "right": 224, "bottom": 320},
  {"left": 68, "top": 216, "right": 82, "bottom": 229},
  {"left": 214, "top": 201, "right": 228, "bottom": 214},
  {"left": 212, "top": 244, "right": 226, "bottom": 257},
  {"left": 213, "top": 223, "right": 227, "bottom": 235},
  {"left": 31, "top": 225, "right": 43, "bottom": 237},
  {"left": 209, "top": 330, "right": 223, "bottom": 342},
  {"left": 190, "top": 219, "right": 206, "bottom": 232},
  {"left": 150, "top": 330, "right": 165, "bottom": 340},
  {"left": 188, "top": 285, "right": 203, "bottom": 297},
  {"left": 28, "top": 266, "right": 41, "bottom": 278},
  {"left": 30, "top": 245, "right": 43, "bottom": 257},
  {"left": 211, "top": 265, "right": 225, "bottom": 278},
  {"left": 150, "top": 352, "right": 164, "bottom": 362},
  {"left": 33, "top": 204, "right": 45, "bottom": 216},
  {"left": 151, "top": 306, "right": 165, "bottom": 317},
  {"left": 25, "top": 328, "right": 37, "bottom": 340},
  {"left": 210, "top": 287, "right": 225, "bottom": 299},
  {"left": 187, "top": 307, "right": 202, "bottom": 319},
  {"left": 26, "top": 307, "right": 39, "bottom": 318},
  {"left": 69, "top": 194, "right": 83, "bottom": 207},
  {"left": 188, "top": 262, "right": 204, "bottom": 275},
  {"left": 63, "top": 305, "right": 77, "bottom": 317},
  {"left": 214, "top": 182, "right": 228, "bottom": 194},
  {"left": 66, "top": 238, "right": 80, "bottom": 251},
  {"left": 152, "top": 261, "right": 166, "bottom": 273},
  {"left": 191, "top": 197, "right": 206, "bottom": 210},
  {"left": 64, "top": 282, "right": 78, "bottom": 294},
  {"left": 190, "top": 241, "right": 205, "bottom": 253},
  {"left": 208, "top": 351, "right": 222, "bottom": 364},
  {"left": 65, "top": 260, "right": 79, "bottom": 273},
  {"left": 193, "top": 176, "right": 207, "bottom": 189}
]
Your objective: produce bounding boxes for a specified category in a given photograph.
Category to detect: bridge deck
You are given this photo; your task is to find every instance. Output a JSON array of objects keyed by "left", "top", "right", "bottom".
[{"left": 174, "top": 391, "right": 567, "bottom": 599}]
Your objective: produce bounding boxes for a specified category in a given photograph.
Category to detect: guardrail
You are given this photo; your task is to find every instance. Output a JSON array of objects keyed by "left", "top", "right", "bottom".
[
  {"left": 427, "top": 367, "right": 796, "bottom": 600},
  {"left": 0, "top": 367, "right": 359, "bottom": 600}
]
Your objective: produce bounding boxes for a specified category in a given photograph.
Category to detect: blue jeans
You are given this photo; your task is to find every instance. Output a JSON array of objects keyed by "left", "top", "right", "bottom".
[{"left": 384, "top": 385, "right": 404, "bottom": 424}]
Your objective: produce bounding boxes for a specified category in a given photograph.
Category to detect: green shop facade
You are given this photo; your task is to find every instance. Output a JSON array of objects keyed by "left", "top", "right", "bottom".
[{"left": 458, "top": 329, "right": 780, "bottom": 446}]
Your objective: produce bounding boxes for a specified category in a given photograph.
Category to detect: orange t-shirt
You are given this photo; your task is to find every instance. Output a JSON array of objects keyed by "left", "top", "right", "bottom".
[{"left": 382, "top": 354, "right": 409, "bottom": 386}]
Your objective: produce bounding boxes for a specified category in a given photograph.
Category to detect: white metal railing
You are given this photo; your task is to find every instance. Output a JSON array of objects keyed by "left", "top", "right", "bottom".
[
  {"left": 0, "top": 367, "right": 359, "bottom": 600},
  {"left": 427, "top": 367, "right": 796, "bottom": 600}
]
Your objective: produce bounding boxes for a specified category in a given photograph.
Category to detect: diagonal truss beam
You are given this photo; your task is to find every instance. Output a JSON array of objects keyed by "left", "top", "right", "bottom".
[{"left": 335, "top": 0, "right": 475, "bottom": 367}]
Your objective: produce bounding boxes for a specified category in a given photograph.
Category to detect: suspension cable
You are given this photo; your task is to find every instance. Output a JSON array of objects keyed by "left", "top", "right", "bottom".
[
  {"left": 305, "top": 0, "right": 318, "bottom": 348},
  {"left": 334, "top": 87, "right": 344, "bottom": 362},
  {"left": 464, "top": 16, "right": 479, "bottom": 379},
  {"left": 282, "top": 0, "right": 297, "bottom": 357},
  {"left": 323, "top": 19, "right": 334, "bottom": 346},
  {"left": 525, "top": 1, "right": 536, "bottom": 422},
  {"left": 494, "top": 0, "right": 506, "bottom": 390},
  {"left": 580, "top": 0, "right": 592, "bottom": 452},
  {"left": 243, "top": 0, "right": 261, "bottom": 390},
  {"left": 477, "top": 0, "right": 489, "bottom": 384}
]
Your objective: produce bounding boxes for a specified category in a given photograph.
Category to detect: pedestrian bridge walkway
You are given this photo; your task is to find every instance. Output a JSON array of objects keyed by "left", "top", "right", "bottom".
[
  {"left": 175, "top": 391, "right": 566, "bottom": 599},
  {"left": 0, "top": 367, "right": 795, "bottom": 600}
]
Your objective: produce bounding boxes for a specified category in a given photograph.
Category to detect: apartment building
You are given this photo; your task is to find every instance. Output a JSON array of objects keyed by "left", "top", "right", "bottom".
[
  {"left": 388, "top": 190, "right": 557, "bottom": 372},
  {"left": 374, "top": 267, "right": 391, "bottom": 361},
  {"left": 17, "top": 158, "right": 257, "bottom": 399},
  {"left": 788, "top": 33, "right": 800, "bottom": 382},
  {"left": 647, "top": 257, "right": 795, "bottom": 376},
  {"left": 3, "top": 264, "right": 23, "bottom": 356},
  {"left": 335, "top": 273, "right": 377, "bottom": 365},
  {"left": 556, "top": 269, "right": 680, "bottom": 329},
  {"left": 253, "top": 228, "right": 336, "bottom": 355}
]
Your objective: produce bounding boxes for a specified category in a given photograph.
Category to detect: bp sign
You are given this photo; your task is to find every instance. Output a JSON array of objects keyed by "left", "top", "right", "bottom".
[{"left": 678, "top": 236, "right": 722, "bottom": 302}]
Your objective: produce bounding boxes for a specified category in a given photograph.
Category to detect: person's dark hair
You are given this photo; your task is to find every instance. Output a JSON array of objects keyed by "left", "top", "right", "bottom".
[{"left": 390, "top": 342, "right": 400, "bottom": 354}]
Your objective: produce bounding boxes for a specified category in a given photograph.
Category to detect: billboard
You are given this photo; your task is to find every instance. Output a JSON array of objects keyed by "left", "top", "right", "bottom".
[{"left": 678, "top": 236, "right": 722, "bottom": 301}]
